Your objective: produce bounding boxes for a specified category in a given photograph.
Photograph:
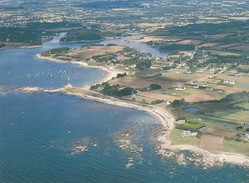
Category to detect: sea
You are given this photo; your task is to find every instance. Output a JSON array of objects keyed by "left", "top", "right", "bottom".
[{"left": 0, "top": 37, "right": 248, "bottom": 183}]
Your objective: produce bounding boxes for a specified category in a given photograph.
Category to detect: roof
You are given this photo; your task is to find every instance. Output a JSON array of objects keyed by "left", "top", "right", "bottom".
[{"left": 244, "top": 124, "right": 249, "bottom": 129}]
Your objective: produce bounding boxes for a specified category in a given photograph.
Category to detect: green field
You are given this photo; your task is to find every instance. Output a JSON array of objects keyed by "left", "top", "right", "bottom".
[
  {"left": 170, "top": 129, "right": 200, "bottom": 146},
  {"left": 200, "top": 112, "right": 242, "bottom": 131},
  {"left": 223, "top": 140, "right": 249, "bottom": 156}
]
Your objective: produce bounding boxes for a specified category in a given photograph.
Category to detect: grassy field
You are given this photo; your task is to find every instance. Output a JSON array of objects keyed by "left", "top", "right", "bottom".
[
  {"left": 179, "top": 88, "right": 224, "bottom": 102},
  {"left": 162, "top": 69, "right": 213, "bottom": 85},
  {"left": 138, "top": 91, "right": 180, "bottom": 102},
  {"left": 223, "top": 140, "right": 249, "bottom": 156},
  {"left": 70, "top": 46, "right": 124, "bottom": 59},
  {"left": 136, "top": 88, "right": 224, "bottom": 103},
  {"left": 135, "top": 36, "right": 181, "bottom": 42},
  {"left": 170, "top": 129, "right": 200, "bottom": 146},
  {"left": 231, "top": 44, "right": 249, "bottom": 51},
  {"left": 200, "top": 128, "right": 235, "bottom": 138},
  {"left": 207, "top": 50, "right": 241, "bottom": 56},
  {"left": 109, "top": 72, "right": 196, "bottom": 89},
  {"left": 199, "top": 42, "right": 219, "bottom": 48},
  {"left": 216, "top": 73, "right": 249, "bottom": 91},
  {"left": 122, "top": 94, "right": 155, "bottom": 104},
  {"left": 199, "top": 110, "right": 245, "bottom": 132}
]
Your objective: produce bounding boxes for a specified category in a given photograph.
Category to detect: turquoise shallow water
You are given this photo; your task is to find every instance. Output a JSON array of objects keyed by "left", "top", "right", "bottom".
[{"left": 0, "top": 37, "right": 249, "bottom": 182}]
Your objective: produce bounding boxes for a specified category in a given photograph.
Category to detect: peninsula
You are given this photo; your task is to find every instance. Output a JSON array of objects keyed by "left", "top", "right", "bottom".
[{"left": 36, "top": 37, "right": 249, "bottom": 167}]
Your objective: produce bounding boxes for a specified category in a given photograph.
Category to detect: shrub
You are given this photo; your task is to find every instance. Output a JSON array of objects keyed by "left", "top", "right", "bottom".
[
  {"left": 176, "top": 120, "right": 206, "bottom": 131},
  {"left": 150, "top": 83, "right": 162, "bottom": 90}
]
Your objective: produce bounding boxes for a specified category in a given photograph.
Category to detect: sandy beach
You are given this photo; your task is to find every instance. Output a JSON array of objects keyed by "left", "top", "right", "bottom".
[{"left": 32, "top": 54, "right": 249, "bottom": 168}]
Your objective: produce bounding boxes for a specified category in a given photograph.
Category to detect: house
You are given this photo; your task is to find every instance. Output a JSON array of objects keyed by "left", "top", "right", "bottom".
[
  {"left": 163, "top": 100, "right": 171, "bottom": 105},
  {"left": 216, "top": 90, "right": 224, "bottom": 93},
  {"left": 182, "top": 131, "right": 198, "bottom": 137},
  {"left": 229, "top": 70, "right": 238, "bottom": 74},
  {"left": 201, "top": 84, "right": 208, "bottom": 88},
  {"left": 223, "top": 79, "right": 235, "bottom": 85},
  {"left": 188, "top": 81, "right": 197, "bottom": 86},
  {"left": 233, "top": 73, "right": 241, "bottom": 77},
  {"left": 243, "top": 123, "right": 249, "bottom": 130},
  {"left": 175, "top": 86, "right": 186, "bottom": 91},
  {"left": 175, "top": 120, "right": 186, "bottom": 124},
  {"left": 240, "top": 132, "right": 249, "bottom": 141}
]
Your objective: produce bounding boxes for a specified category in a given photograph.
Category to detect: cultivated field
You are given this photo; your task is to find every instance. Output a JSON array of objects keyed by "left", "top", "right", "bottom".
[
  {"left": 199, "top": 134, "right": 223, "bottom": 153},
  {"left": 70, "top": 46, "right": 124, "bottom": 59},
  {"left": 201, "top": 128, "right": 235, "bottom": 138},
  {"left": 176, "top": 39, "right": 202, "bottom": 45},
  {"left": 138, "top": 92, "right": 180, "bottom": 102},
  {"left": 207, "top": 50, "right": 241, "bottom": 56},
  {"left": 199, "top": 42, "right": 219, "bottom": 48},
  {"left": 182, "top": 89, "right": 223, "bottom": 102},
  {"left": 231, "top": 44, "right": 249, "bottom": 51},
  {"left": 135, "top": 36, "right": 180, "bottom": 43}
]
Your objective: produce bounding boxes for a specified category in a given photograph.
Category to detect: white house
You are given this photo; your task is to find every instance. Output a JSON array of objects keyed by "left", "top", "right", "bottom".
[
  {"left": 175, "top": 120, "right": 186, "bottom": 124},
  {"left": 223, "top": 79, "right": 235, "bottom": 85},
  {"left": 182, "top": 131, "right": 198, "bottom": 137},
  {"left": 175, "top": 86, "right": 186, "bottom": 91}
]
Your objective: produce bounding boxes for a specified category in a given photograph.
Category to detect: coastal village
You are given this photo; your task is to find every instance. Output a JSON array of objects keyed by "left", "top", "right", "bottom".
[
  {"left": 1, "top": 0, "right": 249, "bottom": 179},
  {"left": 38, "top": 23, "right": 249, "bottom": 166}
]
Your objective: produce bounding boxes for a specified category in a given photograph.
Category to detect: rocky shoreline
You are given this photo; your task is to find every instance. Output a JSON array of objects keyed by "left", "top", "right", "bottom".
[{"left": 3, "top": 52, "right": 249, "bottom": 168}]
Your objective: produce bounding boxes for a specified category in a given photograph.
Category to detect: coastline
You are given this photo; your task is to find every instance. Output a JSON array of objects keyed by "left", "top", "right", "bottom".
[
  {"left": 60, "top": 39, "right": 105, "bottom": 44},
  {"left": 33, "top": 54, "right": 249, "bottom": 168},
  {"left": 157, "top": 133, "right": 249, "bottom": 167},
  {"left": 36, "top": 54, "right": 119, "bottom": 89},
  {"left": 0, "top": 45, "right": 43, "bottom": 49}
]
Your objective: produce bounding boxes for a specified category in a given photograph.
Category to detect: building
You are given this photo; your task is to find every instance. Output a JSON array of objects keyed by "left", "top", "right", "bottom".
[
  {"left": 182, "top": 131, "right": 198, "bottom": 137},
  {"left": 223, "top": 79, "right": 235, "bottom": 85},
  {"left": 243, "top": 123, "right": 249, "bottom": 130},
  {"left": 175, "top": 86, "right": 186, "bottom": 91},
  {"left": 175, "top": 120, "right": 186, "bottom": 124}
]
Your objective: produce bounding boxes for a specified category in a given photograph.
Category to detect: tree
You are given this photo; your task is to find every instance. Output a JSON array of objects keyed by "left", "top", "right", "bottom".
[
  {"left": 117, "top": 73, "right": 127, "bottom": 78},
  {"left": 135, "top": 59, "right": 152, "bottom": 70},
  {"left": 118, "top": 87, "right": 134, "bottom": 97},
  {"left": 150, "top": 83, "right": 162, "bottom": 90},
  {"left": 172, "top": 98, "right": 187, "bottom": 107}
]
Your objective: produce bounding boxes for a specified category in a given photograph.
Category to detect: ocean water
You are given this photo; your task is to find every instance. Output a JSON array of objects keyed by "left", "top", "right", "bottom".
[
  {"left": 0, "top": 92, "right": 248, "bottom": 183},
  {"left": 100, "top": 36, "right": 168, "bottom": 58},
  {"left": 0, "top": 38, "right": 107, "bottom": 89},
  {"left": 0, "top": 37, "right": 249, "bottom": 182}
]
